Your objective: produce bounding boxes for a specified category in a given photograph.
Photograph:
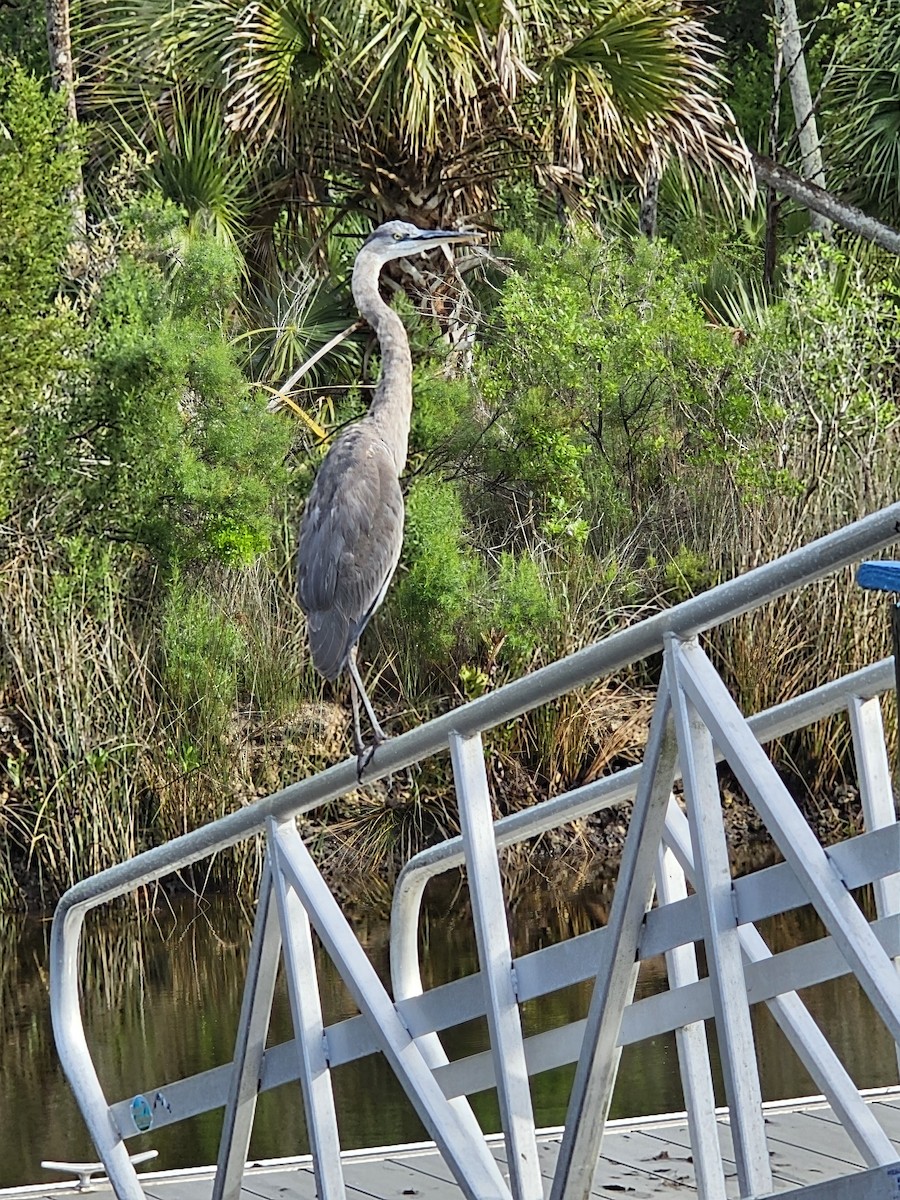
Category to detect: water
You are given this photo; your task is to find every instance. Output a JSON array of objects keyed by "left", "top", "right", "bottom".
[{"left": 1, "top": 867, "right": 897, "bottom": 1189}]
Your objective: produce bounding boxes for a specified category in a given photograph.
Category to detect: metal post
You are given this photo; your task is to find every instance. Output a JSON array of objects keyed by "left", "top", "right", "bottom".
[
  {"left": 669, "top": 638, "right": 772, "bottom": 1199},
  {"left": 551, "top": 682, "right": 678, "bottom": 1200},
  {"left": 656, "top": 831, "right": 728, "bottom": 1200},
  {"left": 450, "top": 731, "right": 543, "bottom": 1200},
  {"left": 268, "top": 821, "right": 346, "bottom": 1200},
  {"left": 214, "top": 862, "right": 284, "bottom": 1200},
  {"left": 664, "top": 800, "right": 899, "bottom": 1168},
  {"left": 849, "top": 693, "right": 900, "bottom": 1078},
  {"left": 269, "top": 818, "right": 512, "bottom": 1200},
  {"left": 677, "top": 639, "right": 900, "bottom": 1049}
]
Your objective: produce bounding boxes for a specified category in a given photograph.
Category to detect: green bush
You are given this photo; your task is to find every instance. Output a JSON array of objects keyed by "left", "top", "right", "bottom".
[
  {"left": 432, "top": 229, "right": 759, "bottom": 557},
  {"left": 391, "top": 476, "right": 484, "bottom": 660},
  {"left": 161, "top": 573, "right": 247, "bottom": 729},
  {"left": 0, "top": 62, "right": 81, "bottom": 516},
  {"left": 491, "top": 553, "right": 559, "bottom": 666},
  {"left": 74, "top": 212, "right": 290, "bottom": 566}
]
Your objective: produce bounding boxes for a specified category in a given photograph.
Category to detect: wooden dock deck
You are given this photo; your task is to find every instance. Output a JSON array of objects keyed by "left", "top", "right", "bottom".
[{"left": 9, "top": 1087, "right": 900, "bottom": 1200}]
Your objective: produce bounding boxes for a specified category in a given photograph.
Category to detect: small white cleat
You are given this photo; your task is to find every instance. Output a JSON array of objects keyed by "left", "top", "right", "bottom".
[{"left": 41, "top": 1150, "right": 158, "bottom": 1191}]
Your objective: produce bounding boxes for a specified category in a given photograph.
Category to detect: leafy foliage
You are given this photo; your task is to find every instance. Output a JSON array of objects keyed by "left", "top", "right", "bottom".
[
  {"left": 162, "top": 572, "right": 247, "bottom": 728},
  {"left": 0, "top": 7, "right": 48, "bottom": 73},
  {"left": 138, "top": 88, "right": 257, "bottom": 254},
  {"left": 78, "top": 0, "right": 749, "bottom": 273},
  {"left": 826, "top": 1, "right": 900, "bottom": 224},
  {"left": 391, "top": 475, "right": 483, "bottom": 660},
  {"left": 7, "top": 0, "right": 900, "bottom": 905},
  {"left": 374, "top": 229, "right": 765, "bottom": 683},
  {"left": 69, "top": 205, "right": 289, "bottom": 566},
  {"left": 466, "top": 231, "right": 756, "bottom": 547},
  {"left": 0, "top": 63, "right": 81, "bottom": 516},
  {"left": 490, "top": 554, "right": 559, "bottom": 667}
]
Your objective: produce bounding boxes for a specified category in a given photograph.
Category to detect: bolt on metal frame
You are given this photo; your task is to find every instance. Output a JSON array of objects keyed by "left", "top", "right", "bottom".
[{"left": 50, "top": 504, "right": 900, "bottom": 1200}]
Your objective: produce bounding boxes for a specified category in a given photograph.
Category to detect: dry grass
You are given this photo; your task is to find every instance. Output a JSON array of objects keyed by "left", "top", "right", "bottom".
[{"left": 0, "top": 531, "right": 326, "bottom": 907}]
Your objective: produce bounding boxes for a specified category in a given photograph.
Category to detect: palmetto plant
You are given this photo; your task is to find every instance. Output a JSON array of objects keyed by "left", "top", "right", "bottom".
[
  {"left": 135, "top": 87, "right": 257, "bottom": 254},
  {"left": 79, "top": 0, "right": 750, "bottom": 253},
  {"left": 826, "top": 3, "right": 900, "bottom": 225}
]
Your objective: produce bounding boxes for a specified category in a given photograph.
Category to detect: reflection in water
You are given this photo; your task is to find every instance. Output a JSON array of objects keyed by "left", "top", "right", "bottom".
[{"left": 1, "top": 871, "right": 898, "bottom": 1188}]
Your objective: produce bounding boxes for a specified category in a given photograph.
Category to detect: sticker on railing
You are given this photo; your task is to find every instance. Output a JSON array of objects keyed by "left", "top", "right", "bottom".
[{"left": 130, "top": 1095, "right": 153, "bottom": 1133}]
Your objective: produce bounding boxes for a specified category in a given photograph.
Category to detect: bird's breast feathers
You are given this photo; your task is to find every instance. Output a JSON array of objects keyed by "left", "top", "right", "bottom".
[{"left": 296, "top": 427, "right": 404, "bottom": 624}]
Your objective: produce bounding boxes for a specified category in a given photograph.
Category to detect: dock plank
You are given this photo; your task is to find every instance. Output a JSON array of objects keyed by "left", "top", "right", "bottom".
[
  {"left": 237, "top": 1167, "right": 319, "bottom": 1200},
  {"left": 640, "top": 1113, "right": 850, "bottom": 1191},
  {"left": 858, "top": 1101, "right": 900, "bottom": 1143},
  {"left": 365, "top": 1143, "right": 506, "bottom": 1192},
  {"left": 764, "top": 1110, "right": 869, "bottom": 1169},
  {"left": 593, "top": 1129, "right": 699, "bottom": 1191},
  {"left": 143, "top": 1177, "right": 214, "bottom": 1200},
  {"left": 10, "top": 1086, "right": 900, "bottom": 1200},
  {"left": 494, "top": 1130, "right": 699, "bottom": 1197},
  {"left": 341, "top": 1154, "right": 466, "bottom": 1198}
]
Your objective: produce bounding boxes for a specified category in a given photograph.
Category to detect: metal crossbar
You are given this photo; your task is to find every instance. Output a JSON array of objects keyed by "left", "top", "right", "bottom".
[{"left": 49, "top": 504, "right": 900, "bottom": 1200}]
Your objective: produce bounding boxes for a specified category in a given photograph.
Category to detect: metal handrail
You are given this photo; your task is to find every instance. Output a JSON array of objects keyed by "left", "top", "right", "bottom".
[
  {"left": 49, "top": 501, "right": 900, "bottom": 1190},
  {"left": 54, "top": 660, "right": 896, "bottom": 1136},
  {"left": 390, "top": 656, "right": 897, "bottom": 1005}
]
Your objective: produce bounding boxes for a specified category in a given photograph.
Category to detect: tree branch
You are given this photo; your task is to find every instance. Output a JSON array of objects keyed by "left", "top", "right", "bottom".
[{"left": 751, "top": 152, "right": 900, "bottom": 255}]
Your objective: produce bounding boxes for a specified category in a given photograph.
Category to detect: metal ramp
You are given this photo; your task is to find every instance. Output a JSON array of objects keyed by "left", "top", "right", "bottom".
[{"left": 50, "top": 504, "right": 900, "bottom": 1200}]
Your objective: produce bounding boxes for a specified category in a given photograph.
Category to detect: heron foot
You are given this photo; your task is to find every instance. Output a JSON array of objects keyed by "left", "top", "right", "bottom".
[{"left": 355, "top": 734, "right": 387, "bottom": 783}]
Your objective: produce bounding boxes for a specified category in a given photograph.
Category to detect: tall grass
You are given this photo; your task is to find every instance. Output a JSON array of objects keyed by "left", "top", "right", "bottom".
[
  {"left": 0, "top": 527, "right": 343, "bottom": 909},
  {"left": 1, "top": 452, "right": 895, "bottom": 912},
  {"left": 0, "top": 537, "right": 149, "bottom": 904}
]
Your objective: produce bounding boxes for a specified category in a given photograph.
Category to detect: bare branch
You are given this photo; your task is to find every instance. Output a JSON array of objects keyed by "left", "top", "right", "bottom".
[{"left": 751, "top": 152, "right": 900, "bottom": 254}]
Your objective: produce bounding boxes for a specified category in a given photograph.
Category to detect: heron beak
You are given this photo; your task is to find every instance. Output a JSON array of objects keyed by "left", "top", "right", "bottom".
[{"left": 418, "top": 228, "right": 482, "bottom": 245}]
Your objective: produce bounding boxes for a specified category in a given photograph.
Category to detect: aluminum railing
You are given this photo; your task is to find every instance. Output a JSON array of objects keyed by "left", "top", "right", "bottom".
[
  {"left": 50, "top": 502, "right": 900, "bottom": 1200},
  {"left": 389, "top": 653, "right": 899, "bottom": 1011}
]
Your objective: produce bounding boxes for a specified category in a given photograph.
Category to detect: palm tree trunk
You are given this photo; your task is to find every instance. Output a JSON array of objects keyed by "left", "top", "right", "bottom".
[
  {"left": 774, "top": 0, "right": 829, "bottom": 235},
  {"left": 45, "top": 0, "right": 85, "bottom": 238},
  {"left": 764, "top": 24, "right": 784, "bottom": 290},
  {"left": 639, "top": 171, "right": 659, "bottom": 239}
]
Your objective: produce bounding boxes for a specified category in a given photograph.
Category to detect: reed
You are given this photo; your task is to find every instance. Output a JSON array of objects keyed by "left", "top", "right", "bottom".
[{"left": 0, "top": 528, "right": 330, "bottom": 907}]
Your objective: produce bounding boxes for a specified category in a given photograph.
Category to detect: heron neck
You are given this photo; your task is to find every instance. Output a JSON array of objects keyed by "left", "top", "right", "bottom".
[{"left": 352, "top": 254, "right": 412, "bottom": 472}]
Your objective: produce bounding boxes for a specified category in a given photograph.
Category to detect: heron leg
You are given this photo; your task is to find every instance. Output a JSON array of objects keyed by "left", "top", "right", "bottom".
[
  {"left": 347, "top": 646, "right": 387, "bottom": 779},
  {"left": 350, "top": 682, "right": 375, "bottom": 782},
  {"left": 348, "top": 646, "right": 387, "bottom": 742},
  {"left": 349, "top": 680, "right": 366, "bottom": 760}
]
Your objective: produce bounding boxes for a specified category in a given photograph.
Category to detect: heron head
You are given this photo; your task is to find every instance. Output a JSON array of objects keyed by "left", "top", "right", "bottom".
[{"left": 361, "top": 220, "right": 478, "bottom": 265}]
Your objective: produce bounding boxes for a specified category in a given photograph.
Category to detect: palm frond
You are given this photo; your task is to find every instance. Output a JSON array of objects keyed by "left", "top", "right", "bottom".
[
  {"left": 133, "top": 88, "right": 257, "bottom": 252},
  {"left": 223, "top": 1, "right": 344, "bottom": 147},
  {"left": 826, "top": 4, "right": 900, "bottom": 223},
  {"left": 537, "top": 0, "right": 751, "bottom": 197},
  {"left": 357, "top": 0, "right": 487, "bottom": 154},
  {"left": 242, "top": 268, "right": 361, "bottom": 387},
  {"left": 78, "top": 0, "right": 237, "bottom": 107}
]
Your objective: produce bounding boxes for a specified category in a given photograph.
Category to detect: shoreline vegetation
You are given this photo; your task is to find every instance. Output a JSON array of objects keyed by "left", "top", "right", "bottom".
[{"left": 3, "top": 3, "right": 900, "bottom": 911}]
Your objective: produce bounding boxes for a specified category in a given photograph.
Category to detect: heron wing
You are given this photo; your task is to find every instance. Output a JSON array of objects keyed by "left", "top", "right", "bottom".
[{"left": 297, "top": 426, "right": 404, "bottom": 680}]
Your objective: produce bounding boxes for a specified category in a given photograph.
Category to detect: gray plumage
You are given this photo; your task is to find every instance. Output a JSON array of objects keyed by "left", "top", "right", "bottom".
[{"left": 296, "top": 220, "right": 474, "bottom": 768}]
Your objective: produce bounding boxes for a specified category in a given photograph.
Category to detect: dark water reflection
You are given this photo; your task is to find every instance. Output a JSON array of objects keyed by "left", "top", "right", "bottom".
[{"left": 1, "top": 867, "right": 898, "bottom": 1188}]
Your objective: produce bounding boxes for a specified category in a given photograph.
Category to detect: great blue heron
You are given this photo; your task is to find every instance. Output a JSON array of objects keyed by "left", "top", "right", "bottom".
[{"left": 297, "top": 220, "right": 476, "bottom": 774}]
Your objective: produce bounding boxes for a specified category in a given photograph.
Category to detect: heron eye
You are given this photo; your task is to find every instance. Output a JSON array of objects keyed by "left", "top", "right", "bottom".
[{"left": 392, "top": 232, "right": 403, "bottom": 241}]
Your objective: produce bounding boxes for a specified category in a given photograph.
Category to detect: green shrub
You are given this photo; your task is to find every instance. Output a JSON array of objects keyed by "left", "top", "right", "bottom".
[
  {"left": 454, "top": 229, "right": 758, "bottom": 554},
  {"left": 0, "top": 62, "right": 81, "bottom": 516},
  {"left": 74, "top": 215, "right": 289, "bottom": 566},
  {"left": 161, "top": 573, "right": 247, "bottom": 729},
  {"left": 491, "top": 554, "right": 559, "bottom": 666},
  {"left": 391, "top": 476, "right": 484, "bottom": 660}
]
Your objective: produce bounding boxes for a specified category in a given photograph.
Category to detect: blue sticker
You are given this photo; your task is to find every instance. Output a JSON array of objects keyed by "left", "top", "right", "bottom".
[{"left": 131, "top": 1095, "right": 153, "bottom": 1133}]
